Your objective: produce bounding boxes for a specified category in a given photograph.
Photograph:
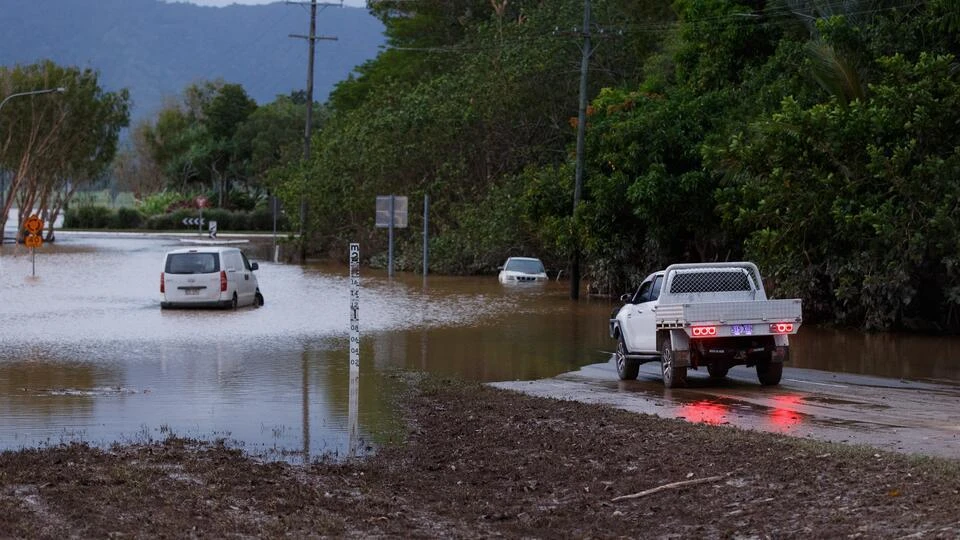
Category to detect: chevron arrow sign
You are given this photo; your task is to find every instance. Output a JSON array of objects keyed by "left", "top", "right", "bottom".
[{"left": 182, "top": 217, "right": 206, "bottom": 226}]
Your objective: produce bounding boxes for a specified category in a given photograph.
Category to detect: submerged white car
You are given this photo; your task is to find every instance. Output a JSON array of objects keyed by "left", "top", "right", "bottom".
[
  {"left": 498, "top": 257, "right": 548, "bottom": 283},
  {"left": 160, "top": 247, "right": 264, "bottom": 309}
]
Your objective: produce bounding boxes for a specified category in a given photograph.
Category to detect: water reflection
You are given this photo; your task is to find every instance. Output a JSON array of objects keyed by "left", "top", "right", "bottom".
[
  {"left": 677, "top": 401, "right": 729, "bottom": 425},
  {"left": 2, "top": 235, "right": 960, "bottom": 461},
  {"left": 791, "top": 326, "right": 960, "bottom": 382},
  {"left": 766, "top": 395, "right": 804, "bottom": 432}
]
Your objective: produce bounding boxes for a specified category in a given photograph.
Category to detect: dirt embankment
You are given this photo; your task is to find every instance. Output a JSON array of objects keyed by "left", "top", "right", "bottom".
[{"left": 1, "top": 375, "right": 959, "bottom": 538}]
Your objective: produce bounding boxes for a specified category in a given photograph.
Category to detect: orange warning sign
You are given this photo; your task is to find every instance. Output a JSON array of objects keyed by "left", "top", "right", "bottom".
[
  {"left": 24, "top": 214, "right": 44, "bottom": 235},
  {"left": 24, "top": 234, "right": 42, "bottom": 248}
]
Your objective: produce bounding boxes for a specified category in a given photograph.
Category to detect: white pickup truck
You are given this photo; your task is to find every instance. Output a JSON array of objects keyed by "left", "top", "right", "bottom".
[{"left": 609, "top": 262, "right": 802, "bottom": 387}]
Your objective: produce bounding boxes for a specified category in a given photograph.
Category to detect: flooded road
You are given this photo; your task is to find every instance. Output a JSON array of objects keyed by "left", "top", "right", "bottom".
[{"left": 1, "top": 235, "right": 959, "bottom": 461}]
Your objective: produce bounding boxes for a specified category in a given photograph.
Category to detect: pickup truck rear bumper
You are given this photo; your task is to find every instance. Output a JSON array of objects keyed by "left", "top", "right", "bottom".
[{"left": 688, "top": 338, "right": 788, "bottom": 367}]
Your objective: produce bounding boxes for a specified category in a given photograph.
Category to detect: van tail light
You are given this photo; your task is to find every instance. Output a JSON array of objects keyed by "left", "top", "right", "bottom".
[
  {"left": 160, "top": 273, "right": 165, "bottom": 293},
  {"left": 769, "top": 322, "right": 794, "bottom": 334},
  {"left": 691, "top": 326, "right": 717, "bottom": 338},
  {"left": 220, "top": 270, "right": 228, "bottom": 292}
]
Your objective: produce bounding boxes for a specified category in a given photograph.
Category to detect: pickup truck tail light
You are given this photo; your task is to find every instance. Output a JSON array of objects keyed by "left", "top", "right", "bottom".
[
  {"left": 691, "top": 326, "right": 717, "bottom": 338},
  {"left": 160, "top": 273, "right": 165, "bottom": 293},
  {"left": 220, "top": 271, "right": 228, "bottom": 292},
  {"left": 769, "top": 322, "right": 794, "bottom": 334}
]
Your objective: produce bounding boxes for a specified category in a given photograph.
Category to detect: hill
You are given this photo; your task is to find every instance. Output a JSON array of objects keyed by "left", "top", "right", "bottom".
[{"left": 0, "top": 0, "right": 385, "bottom": 121}]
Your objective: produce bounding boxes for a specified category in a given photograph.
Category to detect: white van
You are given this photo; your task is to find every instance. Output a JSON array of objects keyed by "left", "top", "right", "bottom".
[{"left": 160, "top": 247, "right": 264, "bottom": 309}]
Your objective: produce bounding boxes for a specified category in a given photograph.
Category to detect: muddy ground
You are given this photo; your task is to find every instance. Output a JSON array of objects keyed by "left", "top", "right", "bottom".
[{"left": 2, "top": 374, "right": 959, "bottom": 538}]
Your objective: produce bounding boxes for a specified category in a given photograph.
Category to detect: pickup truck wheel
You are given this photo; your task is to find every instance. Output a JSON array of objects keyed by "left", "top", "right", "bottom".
[
  {"left": 660, "top": 341, "right": 687, "bottom": 388},
  {"left": 757, "top": 361, "right": 783, "bottom": 386},
  {"left": 707, "top": 364, "right": 729, "bottom": 379},
  {"left": 615, "top": 335, "right": 639, "bottom": 381}
]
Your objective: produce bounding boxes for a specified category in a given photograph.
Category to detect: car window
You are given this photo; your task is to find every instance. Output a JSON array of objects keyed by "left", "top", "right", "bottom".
[
  {"left": 241, "top": 252, "right": 252, "bottom": 271},
  {"left": 505, "top": 259, "right": 545, "bottom": 274},
  {"left": 651, "top": 275, "right": 663, "bottom": 301},
  {"left": 633, "top": 281, "right": 652, "bottom": 304},
  {"left": 166, "top": 253, "right": 219, "bottom": 274}
]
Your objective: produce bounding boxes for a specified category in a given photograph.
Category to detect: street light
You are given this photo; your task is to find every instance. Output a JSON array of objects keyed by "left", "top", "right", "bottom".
[
  {"left": 0, "top": 86, "right": 66, "bottom": 115},
  {"left": 0, "top": 86, "right": 65, "bottom": 243}
]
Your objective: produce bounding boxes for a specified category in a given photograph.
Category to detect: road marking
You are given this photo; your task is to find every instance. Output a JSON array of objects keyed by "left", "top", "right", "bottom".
[{"left": 784, "top": 378, "right": 848, "bottom": 388}]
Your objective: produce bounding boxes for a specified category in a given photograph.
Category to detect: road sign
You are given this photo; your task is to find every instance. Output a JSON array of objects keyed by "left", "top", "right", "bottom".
[
  {"left": 182, "top": 217, "right": 206, "bottom": 226},
  {"left": 24, "top": 234, "right": 42, "bottom": 248},
  {"left": 209, "top": 221, "right": 218, "bottom": 239},
  {"left": 196, "top": 196, "right": 208, "bottom": 208},
  {"left": 24, "top": 214, "right": 44, "bottom": 235},
  {"left": 375, "top": 196, "right": 408, "bottom": 228}
]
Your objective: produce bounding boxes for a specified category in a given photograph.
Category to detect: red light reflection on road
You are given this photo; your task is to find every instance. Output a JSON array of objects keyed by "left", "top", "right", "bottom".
[
  {"left": 767, "top": 394, "right": 803, "bottom": 432},
  {"left": 678, "top": 401, "right": 728, "bottom": 425}
]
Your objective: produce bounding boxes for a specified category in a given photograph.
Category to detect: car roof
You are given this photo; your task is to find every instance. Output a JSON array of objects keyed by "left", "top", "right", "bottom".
[
  {"left": 506, "top": 256, "right": 542, "bottom": 262},
  {"left": 165, "top": 246, "right": 239, "bottom": 255}
]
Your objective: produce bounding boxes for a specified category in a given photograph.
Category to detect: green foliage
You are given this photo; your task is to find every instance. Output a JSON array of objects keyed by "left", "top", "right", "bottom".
[
  {"left": 249, "top": 206, "right": 288, "bottom": 232},
  {"left": 64, "top": 206, "right": 112, "bottom": 229},
  {"left": 280, "top": 0, "right": 677, "bottom": 266},
  {"left": 115, "top": 207, "right": 144, "bottom": 229},
  {"left": 1, "top": 60, "right": 130, "bottom": 228},
  {"left": 137, "top": 191, "right": 187, "bottom": 216},
  {"left": 115, "top": 0, "right": 960, "bottom": 333},
  {"left": 715, "top": 53, "right": 960, "bottom": 331},
  {"left": 64, "top": 206, "right": 143, "bottom": 229},
  {"left": 137, "top": 80, "right": 268, "bottom": 208},
  {"left": 430, "top": 174, "right": 540, "bottom": 275}
]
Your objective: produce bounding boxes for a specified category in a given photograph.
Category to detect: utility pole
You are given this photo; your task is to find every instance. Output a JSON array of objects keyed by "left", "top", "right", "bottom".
[
  {"left": 570, "top": 0, "right": 592, "bottom": 300},
  {"left": 566, "top": 0, "right": 620, "bottom": 300},
  {"left": 289, "top": 0, "right": 339, "bottom": 260}
]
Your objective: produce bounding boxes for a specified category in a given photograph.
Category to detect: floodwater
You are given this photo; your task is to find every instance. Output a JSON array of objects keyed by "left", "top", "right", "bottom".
[{"left": 1, "top": 234, "right": 959, "bottom": 461}]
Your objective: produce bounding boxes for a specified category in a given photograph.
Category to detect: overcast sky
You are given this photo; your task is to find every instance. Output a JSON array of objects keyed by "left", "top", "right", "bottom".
[{"left": 178, "top": 0, "right": 367, "bottom": 7}]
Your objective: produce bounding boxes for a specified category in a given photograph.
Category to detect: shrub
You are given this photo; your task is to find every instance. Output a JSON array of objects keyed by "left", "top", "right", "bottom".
[
  {"left": 64, "top": 206, "right": 112, "bottom": 229},
  {"left": 228, "top": 190, "right": 257, "bottom": 212},
  {"left": 138, "top": 191, "right": 186, "bottom": 216},
  {"left": 229, "top": 211, "right": 250, "bottom": 231},
  {"left": 249, "top": 206, "right": 289, "bottom": 231},
  {"left": 202, "top": 208, "right": 231, "bottom": 230},
  {"left": 113, "top": 207, "right": 144, "bottom": 229}
]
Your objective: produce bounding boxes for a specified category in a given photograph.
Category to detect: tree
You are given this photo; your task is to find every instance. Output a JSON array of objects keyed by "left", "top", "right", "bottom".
[
  {"left": 201, "top": 83, "right": 257, "bottom": 207},
  {"left": 139, "top": 80, "right": 259, "bottom": 208},
  {"left": 0, "top": 60, "right": 129, "bottom": 242},
  {"left": 715, "top": 53, "right": 960, "bottom": 331},
  {"left": 114, "top": 120, "right": 166, "bottom": 200}
]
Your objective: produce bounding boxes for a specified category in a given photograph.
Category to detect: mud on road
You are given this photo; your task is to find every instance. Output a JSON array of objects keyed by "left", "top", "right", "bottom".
[{"left": 2, "top": 374, "right": 959, "bottom": 538}]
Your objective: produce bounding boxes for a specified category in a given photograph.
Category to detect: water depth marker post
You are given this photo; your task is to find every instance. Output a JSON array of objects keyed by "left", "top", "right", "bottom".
[{"left": 348, "top": 242, "right": 360, "bottom": 456}]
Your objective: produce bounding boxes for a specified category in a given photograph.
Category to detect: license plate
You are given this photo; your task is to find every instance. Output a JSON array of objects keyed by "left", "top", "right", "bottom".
[
  {"left": 731, "top": 324, "right": 752, "bottom": 336},
  {"left": 185, "top": 289, "right": 199, "bottom": 296}
]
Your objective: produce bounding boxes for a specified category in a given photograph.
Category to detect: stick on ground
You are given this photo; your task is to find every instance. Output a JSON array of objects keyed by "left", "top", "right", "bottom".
[{"left": 611, "top": 474, "right": 728, "bottom": 502}]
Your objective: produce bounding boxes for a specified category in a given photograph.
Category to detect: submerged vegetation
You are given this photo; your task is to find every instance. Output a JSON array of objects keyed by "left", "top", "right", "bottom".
[
  {"left": 4, "top": 0, "right": 960, "bottom": 332},
  {"left": 285, "top": 0, "right": 960, "bottom": 332}
]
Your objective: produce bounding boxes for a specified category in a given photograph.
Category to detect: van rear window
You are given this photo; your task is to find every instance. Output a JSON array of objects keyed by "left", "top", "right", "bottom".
[{"left": 165, "top": 253, "right": 220, "bottom": 274}]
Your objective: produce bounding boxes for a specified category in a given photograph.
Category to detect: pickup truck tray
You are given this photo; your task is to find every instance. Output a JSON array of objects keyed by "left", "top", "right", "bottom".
[{"left": 656, "top": 299, "right": 802, "bottom": 328}]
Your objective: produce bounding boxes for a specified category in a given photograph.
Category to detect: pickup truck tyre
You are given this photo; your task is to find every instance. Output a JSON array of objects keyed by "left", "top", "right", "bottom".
[
  {"left": 615, "top": 335, "right": 639, "bottom": 381},
  {"left": 756, "top": 361, "right": 783, "bottom": 386},
  {"left": 707, "top": 364, "right": 729, "bottom": 379},
  {"left": 660, "top": 341, "right": 687, "bottom": 388}
]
